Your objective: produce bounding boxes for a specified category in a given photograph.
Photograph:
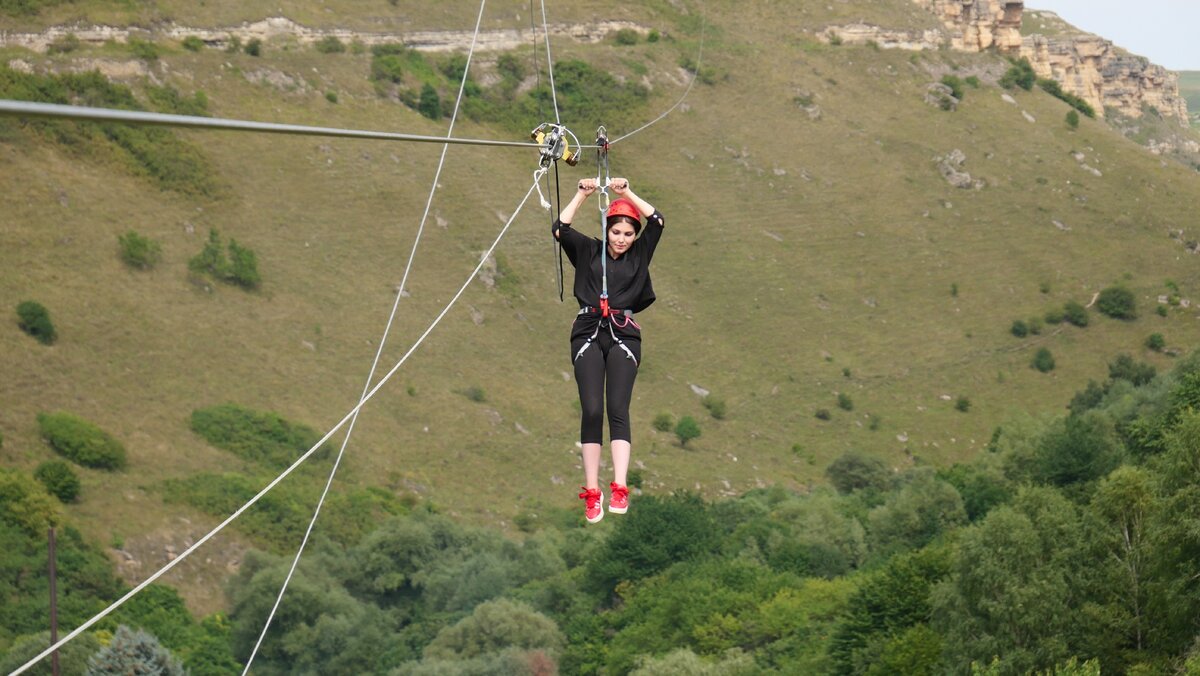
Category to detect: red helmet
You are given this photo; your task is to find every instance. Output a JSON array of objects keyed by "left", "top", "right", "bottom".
[{"left": 606, "top": 198, "right": 641, "bottom": 230}]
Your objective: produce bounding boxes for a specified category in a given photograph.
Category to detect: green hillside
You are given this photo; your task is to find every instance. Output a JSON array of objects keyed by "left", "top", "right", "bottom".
[
  {"left": 3, "top": 0, "right": 1200, "bottom": 627},
  {"left": 1180, "top": 71, "right": 1200, "bottom": 126}
]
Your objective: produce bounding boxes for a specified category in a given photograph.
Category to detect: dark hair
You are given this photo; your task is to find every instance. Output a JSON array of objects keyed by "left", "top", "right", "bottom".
[{"left": 608, "top": 215, "right": 641, "bottom": 235}]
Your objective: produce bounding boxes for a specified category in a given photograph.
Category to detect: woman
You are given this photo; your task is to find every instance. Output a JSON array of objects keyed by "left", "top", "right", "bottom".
[{"left": 553, "top": 177, "right": 664, "bottom": 523}]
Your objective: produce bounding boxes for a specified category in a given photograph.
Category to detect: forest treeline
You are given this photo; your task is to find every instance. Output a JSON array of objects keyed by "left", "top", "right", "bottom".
[{"left": 5, "top": 349, "right": 1200, "bottom": 674}]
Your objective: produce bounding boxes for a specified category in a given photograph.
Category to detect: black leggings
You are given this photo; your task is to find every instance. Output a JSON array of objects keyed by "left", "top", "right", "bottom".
[{"left": 573, "top": 329, "right": 640, "bottom": 444}]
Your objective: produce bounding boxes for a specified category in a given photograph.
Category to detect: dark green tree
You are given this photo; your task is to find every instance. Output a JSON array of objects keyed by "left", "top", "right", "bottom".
[
  {"left": 16, "top": 300, "right": 56, "bottom": 345},
  {"left": 418, "top": 83, "right": 441, "bottom": 119},
  {"left": 1097, "top": 286, "right": 1137, "bottom": 320},
  {"left": 86, "top": 625, "right": 185, "bottom": 675},
  {"left": 826, "top": 451, "right": 890, "bottom": 495},
  {"left": 34, "top": 460, "right": 80, "bottom": 502},
  {"left": 675, "top": 416, "right": 701, "bottom": 447}
]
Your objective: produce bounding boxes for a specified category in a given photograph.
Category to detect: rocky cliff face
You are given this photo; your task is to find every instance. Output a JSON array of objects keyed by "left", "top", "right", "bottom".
[
  {"left": 911, "top": 2, "right": 1188, "bottom": 126},
  {"left": 910, "top": 0, "right": 1024, "bottom": 52}
]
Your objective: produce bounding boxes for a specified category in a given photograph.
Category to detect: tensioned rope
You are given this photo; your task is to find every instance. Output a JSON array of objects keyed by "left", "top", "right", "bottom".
[
  {"left": 539, "top": 0, "right": 561, "bottom": 125},
  {"left": 238, "top": 2, "right": 491, "bottom": 672},
  {"left": 0, "top": 99, "right": 555, "bottom": 149},
  {"left": 10, "top": 171, "right": 547, "bottom": 676}
]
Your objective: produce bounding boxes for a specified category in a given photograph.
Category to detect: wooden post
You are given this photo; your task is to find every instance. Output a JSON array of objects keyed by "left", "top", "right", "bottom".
[{"left": 49, "top": 526, "right": 60, "bottom": 676}]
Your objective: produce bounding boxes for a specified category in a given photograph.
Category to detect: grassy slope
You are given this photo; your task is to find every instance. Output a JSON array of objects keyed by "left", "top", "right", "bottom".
[
  {"left": 3, "top": 0, "right": 1200, "bottom": 610},
  {"left": 1180, "top": 71, "right": 1200, "bottom": 126}
]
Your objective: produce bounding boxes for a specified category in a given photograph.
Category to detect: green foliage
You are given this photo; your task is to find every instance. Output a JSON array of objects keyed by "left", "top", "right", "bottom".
[
  {"left": 47, "top": 32, "right": 81, "bottom": 54},
  {"left": 702, "top": 395, "right": 727, "bottom": 420},
  {"left": 1033, "top": 347, "right": 1056, "bottom": 373},
  {"left": 867, "top": 471, "right": 967, "bottom": 558},
  {"left": 370, "top": 52, "right": 405, "bottom": 84},
  {"left": 16, "top": 300, "right": 56, "bottom": 345},
  {"left": 181, "top": 35, "right": 205, "bottom": 52},
  {"left": 34, "top": 460, "right": 80, "bottom": 503},
  {"left": 314, "top": 35, "right": 346, "bottom": 54},
  {"left": 937, "top": 463, "right": 1013, "bottom": 522},
  {"left": 145, "top": 84, "right": 210, "bottom": 116},
  {"left": 463, "top": 385, "right": 486, "bottom": 402},
  {"left": 1045, "top": 307, "right": 1065, "bottom": 324},
  {"left": 940, "top": 75, "right": 965, "bottom": 100},
  {"left": 189, "top": 403, "right": 331, "bottom": 469},
  {"left": 652, "top": 412, "right": 673, "bottom": 432},
  {"left": 0, "top": 66, "right": 218, "bottom": 195},
  {"left": 837, "top": 392, "right": 854, "bottom": 411},
  {"left": 422, "top": 598, "right": 564, "bottom": 659},
  {"left": 647, "top": 29, "right": 661, "bottom": 43},
  {"left": 0, "top": 630, "right": 102, "bottom": 675},
  {"left": 614, "top": 28, "right": 640, "bottom": 45},
  {"left": 1068, "top": 379, "right": 1108, "bottom": 416},
  {"left": 0, "top": 468, "right": 61, "bottom": 535},
  {"left": 1038, "top": 78, "right": 1096, "bottom": 117},
  {"left": 815, "top": 408, "right": 832, "bottom": 421},
  {"left": 999, "top": 57, "right": 1036, "bottom": 91},
  {"left": 117, "top": 230, "right": 162, "bottom": 269},
  {"left": 826, "top": 451, "right": 889, "bottom": 494},
  {"left": 1146, "top": 333, "right": 1166, "bottom": 351},
  {"left": 1030, "top": 413, "right": 1124, "bottom": 489},
  {"left": 586, "top": 493, "right": 718, "bottom": 594},
  {"left": 1066, "top": 110, "right": 1080, "bottom": 129},
  {"left": 243, "top": 38, "right": 262, "bottom": 57},
  {"left": 1027, "top": 317, "right": 1044, "bottom": 335},
  {"left": 127, "top": 38, "right": 160, "bottom": 62},
  {"left": 1097, "top": 286, "right": 1137, "bottom": 320},
  {"left": 189, "top": 230, "right": 260, "bottom": 289},
  {"left": 675, "top": 416, "right": 701, "bottom": 447},
  {"left": 37, "top": 411, "right": 127, "bottom": 470},
  {"left": 0, "top": 0, "right": 68, "bottom": 14},
  {"left": 106, "top": 584, "right": 240, "bottom": 675},
  {"left": 955, "top": 396, "right": 971, "bottom": 413},
  {"left": 1011, "top": 319, "right": 1029, "bottom": 338},
  {"left": 1109, "top": 353, "right": 1156, "bottom": 386},
  {"left": 325, "top": 90, "right": 338, "bottom": 103},
  {"left": 87, "top": 625, "right": 186, "bottom": 675},
  {"left": 418, "top": 83, "right": 441, "bottom": 119},
  {"left": 1064, "top": 300, "right": 1089, "bottom": 327}
]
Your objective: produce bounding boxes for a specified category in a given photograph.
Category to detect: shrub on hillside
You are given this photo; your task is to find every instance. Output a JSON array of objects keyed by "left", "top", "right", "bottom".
[
  {"left": 1044, "top": 308, "right": 1065, "bottom": 325},
  {"left": 999, "top": 57, "right": 1035, "bottom": 91},
  {"left": 0, "top": 468, "right": 61, "bottom": 535},
  {"left": 118, "top": 230, "right": 162, "bottom": 269},
  {"left": 314, "top": 35, "right": 345, "bottom": 54},
  {"left": 244, "top": 38, "right": 262, "bottom": 57},
  {"left": 1032, "top": 348, "right": 1056, "bottom": 373},
  {"left": 1063, "top": 301, "right": 1089, "bottom": 327},
  {"left": 702, "top": 395, "right": 726, "bottom": 420},
  {"left": 181, "top": 35, "right": 204, "bottom": 51},
  {"left": 1146, "top": 333, "right": 1166, "bottom": 352},
  {"left": 128, "top": 38, "right": 159, "bottom": 61},
  {"left": 189, "top": 403, "right": 331, "bottom": 468},
  {"left": 1038, "top": 78, "right": 1096, "bottom": 118},
  {"left": 675, "top": 416, "right": 701, "bottom": 447},
  {"left": 88, "top": 625, "right": 185, "bottom": 675},
  {"left": 940, "top": 75, "right": 964, "bottom": 101},
  {"left": 837, "top": 392, "right": 854, "bottom": 411},
  {"left": 1011, "top": 319, "right": 1028, "bottom": 338},
  {"left": 1096, "top": 286, "right": 1137, "bottom": 320},
  {"left": 652, "top": 412, "right": 673, "bottom": 432},
  {"left": 613, "top": 28, "right": 640, "bottom": 45},
  {"left": 189, "top": 229, "right": 260, "bottom": 289},
  {"left": 1066, "top": 110, "right": 1080, "bottom": 130},
  {"left": 826, "top": 451, "right": 890, "bottom": 494},
  {"left": 226, "top": 238, "right": 260, "bottom": 288},
  {"left": 34, "top": 460, "right": 80, "bottom": 502},
  {"left": 16, "top": 300, "right": 56, "bottom": 344},
  {"left": 418, "top": 83, "right": 441, "bottom": 119},
  {"left": 1108, "top": 354, "right": 1156, "bottom": 386},
  {"left": 47, "top": 32, "right": 81, "bottom": 54},
  {"left": 955, "top": 396, "right": 971, "bottom": 413},
  {"left": 37, "top": 412, "right": 127, "bottom": 470},
  {"left": 146, "top": 84, "right": 209, "bottom": 116},
  {"left": 0, "top": 630, "right": 102, "bottom": 676}
]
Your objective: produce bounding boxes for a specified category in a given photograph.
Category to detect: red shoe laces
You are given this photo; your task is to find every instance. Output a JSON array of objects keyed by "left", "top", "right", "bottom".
[
  {"left": 610, "top": 483, "right": 628, "bottom": 502},
  {"left": 578, "top": 487, "right": 601, "bottom": 508}
]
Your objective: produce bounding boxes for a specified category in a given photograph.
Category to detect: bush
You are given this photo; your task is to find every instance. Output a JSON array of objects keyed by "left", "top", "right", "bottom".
[
  {"left": 34, "top": 460, "right": 81, "bottom": 502},
  {"left": 940, "top": 75, "right": 964, "bottom": 101},
  {"left": 1157, "top": 305, "right": 1169, "bottom": 317},
  {"left": 314, "top": 35, "right": 345, "bottom": 54},
  {"left": 370, "top": 53, "right": 404, "bottom": 84},
  {"left": 1096, "top": 286, "right": 1137, "bottom": 320},
  {"left": 181, "top": 35, "right": 204, "bottom": 51},
  {"left": 88, "top": 625, "right": 185, "bottom": 675},
  {"left": 226, "top": 238, "right": 260, "bottom": 288},
  {"left": 1032, "top": 348, "right": 1056, "bottom": 373},
  {"left": 613, "top": 28, "right": 639, "bottom": 45},
  {"left": 648, "top": 29, "right": 660, "bottom": 43},
  {"left": 965, "top": 75, "right": 980, "bottom": 88},
  {"left": 826, "top": 451, "right": 889, "bottom": 494},
  {"left": 674, "top": 416, "right": 701, "bottom": 447},
  {"left": 955, "top": 396, "right": 971, "bottom": 413},
  {"left": 702, "top": 395, "right": 726, "bottom": 420},
  {"left": 1045, "top": 308, "right": 1065, "bottom": 325},
  {"left": 325, "top": 90, "right": 338, "bottom": 104},
  {"left": 16, "top": 300, "right": 56, "bottom": 344},
  {"left": 418, "top": 83, "right": 441, "bottom": 119},
  {"left": 1066, "top": 110, "right": 1080, "bottom": 129},
  {"left": 999, "top": 57, "right": 1035, "bottom": 90},
  {"left": 652, "top": 412, "right": 673, "bottom": 432},
  {"left": 1027, "top": 317, "right": 1043, "bottom": 335},
  {"left": 118, "top": 230, "right": 162, "bottom": 269},
  {"left": 1038, "top": 77, "right": 1096, "bottom": 117},
  {"left": 244, "top": 38, "right": 262, "bottom": 56},
  {"left": 47, "top": 32, "right": 81, "bottom": 54},
  {"left": 1063, "top": 301, "right": 1089, "bottom": 327},
  {"left": 837, "top": 393, "right": 854, "bottom": 411},
  {"left": 1010, "top": 319, "right": 1029, "bottom": 338},
  {"left": 1146, "top": 333, "right": 1166, "bottom": 351},
  {"left": 37, "top": 411, "right": 127, "bottom": 470},
  {"left": 0, "top": 468, "right": 61, "bottom": 535},
  {"left": 146, "top": 84, "right": 209, "bottom": 116},
  {"left": 1108, "top": 354, "right": 1156, "bottom": 386},
  {"left": 190, "top": 403, "right": 331, "bottom": 469},
  {"left": 128, "top": 38, "right": 159, "bottom": 61},
  {"left": 189, "top": 230, "right": 261, "bottom": 289},
  {"left": 815, "top": 408, "right": 832, "bottom": 421}
]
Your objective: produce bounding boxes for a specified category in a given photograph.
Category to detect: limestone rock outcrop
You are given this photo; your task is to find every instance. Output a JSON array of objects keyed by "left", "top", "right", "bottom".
[{"left": 911, "top": 0, "right": 1024, "bottom": 52}]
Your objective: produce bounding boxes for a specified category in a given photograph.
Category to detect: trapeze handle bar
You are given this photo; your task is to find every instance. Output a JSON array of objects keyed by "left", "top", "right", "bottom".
[{"left": 0, "top": 99, "right": 601, "bottom": 149}]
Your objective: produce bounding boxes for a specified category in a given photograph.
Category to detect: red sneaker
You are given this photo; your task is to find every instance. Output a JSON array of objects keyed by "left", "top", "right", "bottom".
[
  {"left": 609, "top": 482, "right": 629, "bottom": 514},
  {"left": 579, "top": 487, "right": 604, "bottom": 524}
]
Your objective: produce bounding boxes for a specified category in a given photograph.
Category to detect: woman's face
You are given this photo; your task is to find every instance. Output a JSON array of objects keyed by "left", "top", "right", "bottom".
[{"left": 607, "top": 221, "right": 637, "bottom": 255}]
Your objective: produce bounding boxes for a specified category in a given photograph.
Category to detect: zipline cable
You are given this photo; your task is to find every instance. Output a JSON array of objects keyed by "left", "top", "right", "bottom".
[
  {"left": 0, "top": 99, "right": 567, "bottom": 148},
  {"left": 539, "top": 0, "right": 561, "bottom": 125},
  {"left": 9, "top": 172, "right": 547, "bottom": 676},
  {"left": 238, "top": 3, "right": 491, "bottom": 672}
]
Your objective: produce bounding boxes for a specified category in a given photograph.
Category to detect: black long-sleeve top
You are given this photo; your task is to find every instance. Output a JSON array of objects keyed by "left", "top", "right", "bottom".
[{"left": 552, "top": 210, "right": 665, "bottom": 317}]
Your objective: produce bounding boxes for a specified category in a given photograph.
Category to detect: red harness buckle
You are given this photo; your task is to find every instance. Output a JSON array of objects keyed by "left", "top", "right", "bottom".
[{"left": 599, "top": 297, "right": 610, "bottom": 318}]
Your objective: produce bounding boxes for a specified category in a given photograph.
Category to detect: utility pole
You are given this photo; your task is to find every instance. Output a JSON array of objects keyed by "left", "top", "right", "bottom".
[{"left": 49, "top": 526, "right": 60, "bottom": 676}]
